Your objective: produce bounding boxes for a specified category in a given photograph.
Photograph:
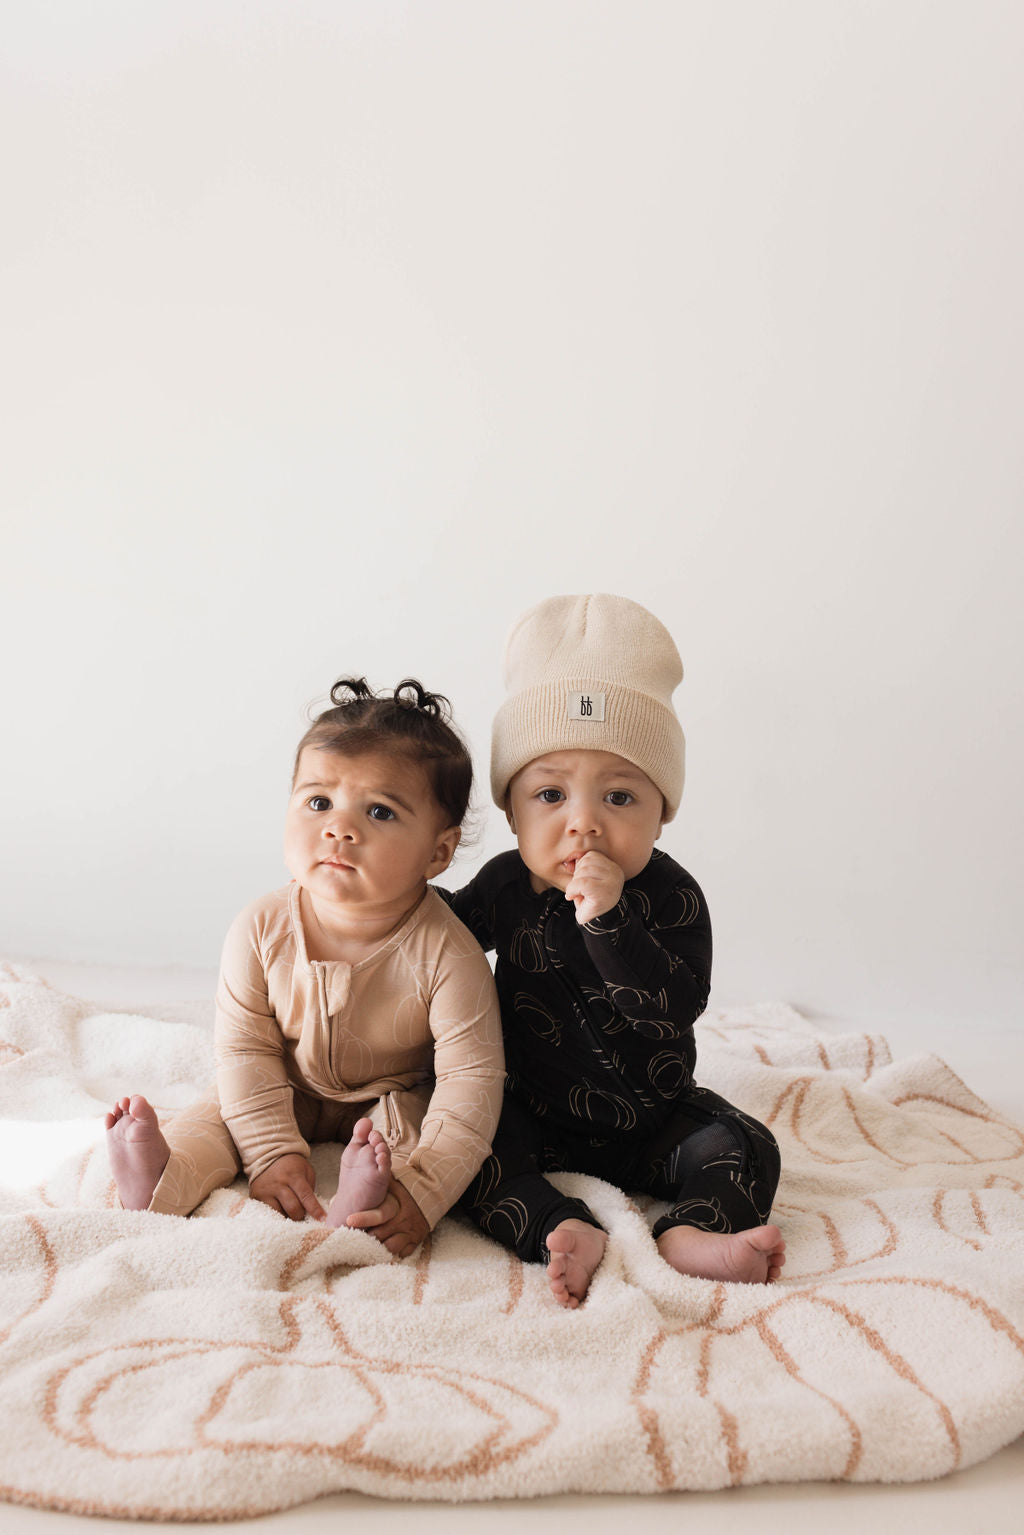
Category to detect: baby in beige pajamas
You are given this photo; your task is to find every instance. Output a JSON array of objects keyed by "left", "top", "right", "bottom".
[{"left": 106, "top": 679, "right": 505, "bottom": 1256}]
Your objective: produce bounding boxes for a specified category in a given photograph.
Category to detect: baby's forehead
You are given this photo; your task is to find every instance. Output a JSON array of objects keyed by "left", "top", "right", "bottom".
[
  {"left": 292, "top": 743, "right": 428, "bottom": 792},
  {"left": 519, "top": 750, "right": 653, "bottom": 784}
]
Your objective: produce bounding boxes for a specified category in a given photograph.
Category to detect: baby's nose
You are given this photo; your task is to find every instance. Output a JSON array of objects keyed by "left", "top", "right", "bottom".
[
  {"left": 323, "top": 811, "right": 358, "bottom": 840},
  {"left": 566, "top": 801, "right": 601, "bottom": 835}
]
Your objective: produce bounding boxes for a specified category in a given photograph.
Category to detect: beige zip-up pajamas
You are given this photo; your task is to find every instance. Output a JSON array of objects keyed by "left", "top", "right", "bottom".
[{"left": 146, "top": 884, "right": 505, "bottom": 1228}]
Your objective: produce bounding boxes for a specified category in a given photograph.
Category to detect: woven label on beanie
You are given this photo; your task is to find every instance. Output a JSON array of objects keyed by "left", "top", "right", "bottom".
[{"left": 567, "top": 691, "right": 606, "bottom": 721}]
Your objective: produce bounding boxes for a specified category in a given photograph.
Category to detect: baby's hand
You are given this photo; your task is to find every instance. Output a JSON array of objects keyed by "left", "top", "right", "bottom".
[
  {"left": 346, "top": 1177, "right": 429, "bottom": 1259},
  {"left": 565, "top": 850, "right": 624, "bottom": 925},
  {"left": 250, "top": 1153, "right": 326, "bottom": 1222}
]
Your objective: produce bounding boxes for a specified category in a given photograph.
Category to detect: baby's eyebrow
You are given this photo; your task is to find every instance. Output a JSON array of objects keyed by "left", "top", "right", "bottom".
[{"left": 524, "top": 762, "right": 647, "bottom": 785}]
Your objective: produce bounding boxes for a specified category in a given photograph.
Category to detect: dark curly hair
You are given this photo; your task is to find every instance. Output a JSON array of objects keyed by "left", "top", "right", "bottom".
[{"left": 293, "top": 678, "right": 473, "bottom": 828}]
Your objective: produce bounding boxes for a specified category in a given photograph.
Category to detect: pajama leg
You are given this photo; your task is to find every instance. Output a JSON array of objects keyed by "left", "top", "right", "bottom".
[
  {"left": 146, "top": 1089, "right": 242, "bottom": 1216},
  {"left": 643, "top": 1092, "right": 781, "bottom": 1238},
  {"left": 458, "top": 1096, "right": 604, "bottom": 1263}
]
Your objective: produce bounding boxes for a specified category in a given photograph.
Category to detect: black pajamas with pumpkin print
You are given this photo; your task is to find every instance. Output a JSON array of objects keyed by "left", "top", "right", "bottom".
[{"left": 441, "top": 849, "right": 780, "bottom": 1264}]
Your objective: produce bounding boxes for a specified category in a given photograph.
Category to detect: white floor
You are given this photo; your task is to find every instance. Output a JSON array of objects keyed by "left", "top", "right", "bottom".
[{"left": 4, "top": 958, "right": 1023, "bottom": 1535}]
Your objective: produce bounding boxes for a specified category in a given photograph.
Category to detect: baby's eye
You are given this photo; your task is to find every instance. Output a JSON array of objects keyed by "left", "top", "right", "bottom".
[
  {"left": 607, "top": 791, "right": 634, "bottom": 807},
  {"left": 368, "top": 804, "right": 396, "bottom": 821},
  {"left": 307, "top": 795, "right": 331, "bottom": 812},
  {"left": 538, "top": 788, "right": 564, "bottom": 804}
]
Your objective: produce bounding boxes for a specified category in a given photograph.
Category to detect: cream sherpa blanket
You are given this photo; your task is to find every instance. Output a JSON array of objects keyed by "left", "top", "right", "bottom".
[{"left": 1, "top": 961, "right": 1023, "bottom": 1520}]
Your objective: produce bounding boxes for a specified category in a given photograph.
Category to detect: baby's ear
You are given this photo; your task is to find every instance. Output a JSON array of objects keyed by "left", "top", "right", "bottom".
[{"left": 429, "top": 825, "right": 461, "bottom": 877}]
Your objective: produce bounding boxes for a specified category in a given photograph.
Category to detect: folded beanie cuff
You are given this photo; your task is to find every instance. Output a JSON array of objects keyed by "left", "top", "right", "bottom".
[{"left": 490, "top": 678, "right": 685, "bottom": 821}]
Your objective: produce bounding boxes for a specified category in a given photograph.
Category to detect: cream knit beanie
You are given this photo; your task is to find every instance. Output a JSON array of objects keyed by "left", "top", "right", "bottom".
[{"left": 490, "top": 593, "right": 686, "bottom": 820}]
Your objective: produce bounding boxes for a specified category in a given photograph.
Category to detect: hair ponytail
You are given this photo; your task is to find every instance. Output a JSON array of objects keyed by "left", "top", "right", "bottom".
[
  {"left": 329, "top": 677, "right": 376, "bottom": 707},
  {"left": 391, "top": 678, "right": 453, "bottom": 720}
]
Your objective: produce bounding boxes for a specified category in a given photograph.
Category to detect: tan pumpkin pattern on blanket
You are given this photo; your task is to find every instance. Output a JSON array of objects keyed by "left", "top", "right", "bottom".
[{"left": 1, "top": 964, "right": 1023, "bottom": 1517}]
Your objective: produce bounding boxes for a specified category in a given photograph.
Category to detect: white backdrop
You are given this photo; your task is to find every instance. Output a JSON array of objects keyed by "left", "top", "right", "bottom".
[{"left": 3, "top": 2, "right": 1022, "bottom": 1029}]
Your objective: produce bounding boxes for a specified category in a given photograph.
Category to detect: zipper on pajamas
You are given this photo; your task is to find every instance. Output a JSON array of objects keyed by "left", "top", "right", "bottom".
[{"left": 312, "top": 962, "right": 340, "bottom": 1088}]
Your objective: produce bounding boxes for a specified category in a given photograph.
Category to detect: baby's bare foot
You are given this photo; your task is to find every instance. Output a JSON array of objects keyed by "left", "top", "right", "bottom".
[
  {"left": 545, "top": 1218, "right": 608, "bottom": 1309},
  {"left": 657, "top": 1222, "right": 786, "bottom": 1284},
  {"left": 326, "top": 1118, "right": 392, "bottom": 1229},
  {"left": 105, "top": 1095, "right": 170, "bottom": 1211}
]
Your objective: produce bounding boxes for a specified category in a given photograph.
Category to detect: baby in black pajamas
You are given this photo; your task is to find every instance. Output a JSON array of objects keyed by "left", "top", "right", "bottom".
[{"left": 443, "top": 594, "right": 785, "bottom": 1307}]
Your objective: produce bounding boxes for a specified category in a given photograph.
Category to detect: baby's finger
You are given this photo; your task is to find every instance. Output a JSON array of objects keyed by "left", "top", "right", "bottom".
[
  {"left": 382, "top": 1233, "right": 418, "bottom": 1257},
  {"left": 358, "top": 1213, "right": 408, "bottom": 1244},
  {"left": 276, "top": 1187, "right": 308, "bottom": 1221},
  {"left": 346, "top": 1205, "right": 389, "bottom": 1230},
  {"left": 299, "top": 1185, "right": 327, "bottom": 1221}
]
